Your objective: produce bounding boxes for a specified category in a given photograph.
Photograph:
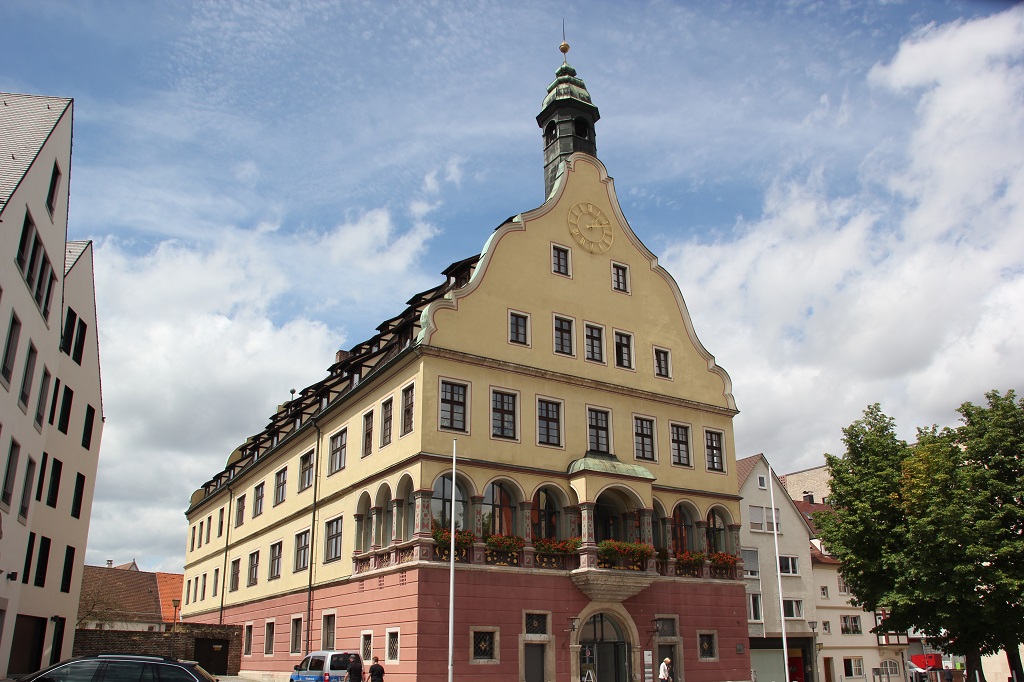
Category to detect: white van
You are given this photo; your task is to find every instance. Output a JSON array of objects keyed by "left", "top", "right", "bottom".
[{"left": 291, "top": 651, "right": 354, "bottom": 682}]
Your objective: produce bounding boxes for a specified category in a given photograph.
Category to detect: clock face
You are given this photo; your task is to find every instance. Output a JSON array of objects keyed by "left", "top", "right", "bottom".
[{"left": 567, "top": 202, "right": 613, "bottom": 253}]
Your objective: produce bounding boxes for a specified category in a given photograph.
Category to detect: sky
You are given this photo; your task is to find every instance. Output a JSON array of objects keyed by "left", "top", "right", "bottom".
[{"left": 3, "top": 0, "right": 1023, "bottom": 573}]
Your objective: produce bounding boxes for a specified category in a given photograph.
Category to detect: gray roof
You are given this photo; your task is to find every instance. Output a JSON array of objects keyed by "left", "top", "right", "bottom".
[
  {"left": 66, "top": 240, "right": 90, "bottom": 275},
  {"left": 0, "top": 92, "right": 72, "bottom": 214}
]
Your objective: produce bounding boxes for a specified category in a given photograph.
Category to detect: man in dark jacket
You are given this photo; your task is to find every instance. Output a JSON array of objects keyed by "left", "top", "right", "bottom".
[
  {"left": 368, "top": 657, "right": 385, "bottom": 682},
  {"left": 344, "top": 654, "right": 364, "bottom": 682}
]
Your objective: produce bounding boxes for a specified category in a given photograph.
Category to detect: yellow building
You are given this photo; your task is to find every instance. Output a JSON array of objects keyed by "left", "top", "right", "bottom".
[{"left": 183, "top": 49, "right": 750, "bottom": 682}]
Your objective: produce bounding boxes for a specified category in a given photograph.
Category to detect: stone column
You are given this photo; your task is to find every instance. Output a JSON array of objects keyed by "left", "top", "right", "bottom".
[
  {"left": 578, "top": 502, "right": 598, "bottom": 569},
  {"left": 391, "top": 499, "right": 404, "bottom": 543},
  {"left": 470, "top": 495, "right": 485, "bottom": 564},
  {"left": 520, "top": 501, "right": 535, "bottom": 568},
  {"left": 695, "top": 520, "right": 709, "bottom": 554},
  {"left": 412, "top": 489, "right": 432, "bottom": 537},
  {"left": 353, "top": 513, "right": 365, "bottom": 552},
  {"left": 369, "top": 506, "right": 382, "bottom": 550}
]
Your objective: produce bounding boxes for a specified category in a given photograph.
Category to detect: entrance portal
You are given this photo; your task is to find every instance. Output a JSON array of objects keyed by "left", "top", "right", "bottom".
[{"left": 579, "top": 613, "right": 632, "bottom": 682}]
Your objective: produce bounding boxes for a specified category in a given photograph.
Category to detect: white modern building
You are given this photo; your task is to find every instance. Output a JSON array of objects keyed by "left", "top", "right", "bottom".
[{"left": 0, "top": 92, "right": 104, "bottom": 676}]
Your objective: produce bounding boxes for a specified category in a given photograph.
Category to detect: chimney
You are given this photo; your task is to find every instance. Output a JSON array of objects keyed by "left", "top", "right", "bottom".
[
  {"left": 106, "top": 560, "right": 113, "bottom": 568},
  {"left": 802, "top": 492, "right": 815, "bottom": 504}
]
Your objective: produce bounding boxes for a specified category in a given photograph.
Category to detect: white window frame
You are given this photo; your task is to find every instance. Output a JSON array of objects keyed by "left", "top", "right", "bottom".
[
  {"left": 610, "top": 261, "right": 630, "bottom": 293},
  {"left": 782, "top": 599, "right": 803, "bottom": 619},
  {"left": 508, "top": 310, "right": 531, "bottom": 347},
  {"left": 386, "top": 627, "right": 401, "bottom": 664},
  {"left": 748, "top": 593, "right": 763, "bottom": 622},
  {"left": 653, "top": 346, "right": 672, "bottom": 379},
  {"left": 779, "top": 555, "right": 799, "bottom": 575},
  {"left": 551, "top": 243, "right": 572, "bottom": 277}
]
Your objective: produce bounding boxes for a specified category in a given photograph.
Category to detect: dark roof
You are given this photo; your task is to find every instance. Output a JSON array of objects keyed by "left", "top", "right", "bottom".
[
  {"left": 0, "top": 92, "right": 72, "bottom": 214},
  {"left": 811, "top": 544, "right": 841, "bottom": 565},
  {"left": 793, "top": 500, "right": 833, "bottom": 535},
  {"left": 735, "top": 454, "right": 762, "bottom": 488}
]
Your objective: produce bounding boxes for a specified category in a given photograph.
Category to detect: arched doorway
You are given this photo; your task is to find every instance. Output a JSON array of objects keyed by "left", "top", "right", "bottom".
[{"left": 579, "top": 613, "right": 631, "bottom": 682}]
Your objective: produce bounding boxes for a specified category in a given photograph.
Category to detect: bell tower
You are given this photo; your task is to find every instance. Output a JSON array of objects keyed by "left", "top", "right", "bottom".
[{"left": 536, "top": 41, "right": 601, "bottom": 198}]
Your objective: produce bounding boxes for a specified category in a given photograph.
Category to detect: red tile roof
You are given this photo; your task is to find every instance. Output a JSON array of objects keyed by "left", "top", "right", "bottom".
[
  {"left": 735, "top": 454, "right": 762, "bottom": 488},
  {"left": 79, "top": 564, "right": 183, "bottom": 624}
]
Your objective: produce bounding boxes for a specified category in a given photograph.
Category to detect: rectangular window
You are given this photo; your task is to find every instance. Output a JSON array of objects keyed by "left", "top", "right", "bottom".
[
  {"left": 325, "top": 516, "right": 343, "bottom": 562},
  {"left": 72, "top": 319, "right": 87, "bottom": 365},
  {"left": 741, "top": 548, "right": 759, "bottom": 577},
  {"left": 757, "top": 475, "right": 768, "bottom": 489},
  {"left": 49, "top": 378, "right": 60, "bottom": 424},
  {"left": 299, "top": 451, "right": 314, "bottom": 490},
  {"left": 197, "top": 521, "right": 204, "bottom": 548},
  {"left": 654, "top": 348, "right": 671, "bottom": 378},
  {"left": 46, "top": 161, "right": 62, "bottom": 215},
  {"left": 633, "top": 417, "right": 655, "bottom": 461},
  {"left": 35, "top": 535, "right": 51, "bottom": 587},
  {"left": 614, "top": 331, "right": 633, "bottom": 368},
  {"left": 611, "top": 263, "right": 629, "bottom": 292},
  {"left": 3, "top": 439, "right": 21, "bottom": 507},
  {"left": 401, "top": 385, "right": 415, "bottom": 435},
  {"left": 294, "top": 530, "right": 310, "bottom": 571},
  {"left": 46, "top": 456, "right": 61, "bottom": 503},
  {"left": 552, "top": 245, "right": 570, "bottom": 276},
  {"left": 554, "top": 316, "right": 574, "bottom": 355},
  {"left": 2, "top": 313, "right": 22, "bottom": 384},
  {"left": 670, "top": 424, "right": 690, "bottom": 465},
  {"left": 200, "top": 573, "right": 207, "bottom": 600},
  {"left": 838, "top": 574, "right": 849, "bottom": 594},
  {"left": 779, "top": 555, "right": 799, "bottom": 575},
  {"left": 71, "top": 473, "right": 85, "bottom": 518},
  {"left": 265, "top": 622, "right": 275, "bottom": 655},
  {"left": 16, "top": 216, "right": 33, "bottom": 273},
  {"left": 705, "top": 431, "right": 724, "bottom": 471},
  {"left": 82, "top": 405, "right": 96, "bottom": 449},
  {"left": 491, "top": 391, "right": 517, "bottom": 440},
  {"left": 274, "top": 468, "right": 287, "bottom": 505},
  {"left": 509, "top": 312, "right": 528, "bottom": 345},
  {"left": 749, "top": 506, "right": 779, "bottom": 532},
  {"left": 783, "top": 599, "right": 803, "bottom": 618},
  {"left": 235, "top": 495, "right": 246, "bottom": 527},
  {"left": 323, "top": 614, "right": 337, "bottom": 650},
  {"left": 822, "top": 620, "right": 831, "bottom": 634},
  {"left": 243, "top": 624, "right": 252, "bottom": 655},
  {"left": 439, "top": 381, "right": 467, "bottom": 432},
  {"left": 35, "top": 452, "right": 48, "bottom": 501},
  {"left": 190, "top": 526, "right": 196, "bottom": 552},
  {"left": 698, "top": 632, "right": 718, "bottom": 661},
  {"left": 60, "top": 308, "right": 77, "bottom": 355},
  {"left": 34, "top": 368, "right": 51, "bottom": 427},
  {"left": 329, "top": 430, "right": 347, "bottom": 474},
  {"left": 185, "top": 579, "right": 191, "bottom": 605},
  {"left": 537, "top": 399, "right": 561, "bottom": 447},
  {"left": 362, "top": 411, "right": 374, "bottom": 457},
  {"left": 472, "top": 630, "right": 495, "bottom": 660},
  {"left": 588, "top": 408, "right": 610, "bottom": 453},
  {"left": 212, "top": 568, "right": 219, "bottom": 597},
  {"left": 821, "top": 585, "right": 830, "bottom": 598},
  {"left": 247, "top": 551, "right": 259, "bottom": 586},
  {"left": 844, "top": 658, "right": 865, "bottom": 677},
  {"left": 230, "top": 559, "right": 240, "bottom": 591},
  {"left": 291, "top": 618, "right": 303, "bottom": 654},
  {"left": 23, "top": 532, "right": 35, "bottom": 584},
  {"left": 253, "top": 483, "right": 264, "bottom": 517},
  {"left": 387, "top": 630, "right": 400, "bottom": 663},
  {"left": 218, "top": 507, "right": 224, "bottom": 536},
  {"left": 19, "top": 457, "right": 36, "bottom": 519},
  {"left": 18, "top": 343, "right": 37, "bottom": 407},
  {"left": 57, "top": 386, "right": 73, "bottom": 434},
  {"left": 841, "top": 615, "right": 862, "bottom": 635},
  {"left": 269, "top": 542, "right": 282, "bottom": 580},
  {"left": 380, "top": 398, "right": 393, "bottom": 447},
  {"left": 748, "top": 593, "right": 763, "bottom": 621},
  {"left": 584, "top": 324, "right": 604, "bottom": 362}
]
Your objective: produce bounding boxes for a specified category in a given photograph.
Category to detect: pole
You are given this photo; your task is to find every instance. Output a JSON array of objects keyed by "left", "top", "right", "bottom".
[
  {"left": 768, "top": 465, "right": 790, "bottom": 682},
  {"left": 448, "top": 438, "right": 457, "bottom": 682}
]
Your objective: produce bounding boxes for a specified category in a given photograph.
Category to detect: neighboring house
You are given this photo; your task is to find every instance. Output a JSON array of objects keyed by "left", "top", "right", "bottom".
[
  {"left": 181, "top": 49, "right": 752, "bottom": 682},
  {"left": 77, "top": 562, "right": 184, "bottom": 632},
  {"left": 0, "top": 92, "right": 104, "bottom": 677},
  {"left": 737, "top": 455, "right": 817, "bottom": 682}
]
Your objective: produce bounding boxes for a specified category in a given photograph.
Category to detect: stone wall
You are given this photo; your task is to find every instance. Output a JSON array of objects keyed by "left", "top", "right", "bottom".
[{"left": 72, "top": 623, "right": 243, "bottom": 675}]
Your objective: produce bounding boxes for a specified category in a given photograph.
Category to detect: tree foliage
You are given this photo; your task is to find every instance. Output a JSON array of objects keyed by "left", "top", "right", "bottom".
[{"left": 817, "top": 391, "right": 1024, "bottom": 679}]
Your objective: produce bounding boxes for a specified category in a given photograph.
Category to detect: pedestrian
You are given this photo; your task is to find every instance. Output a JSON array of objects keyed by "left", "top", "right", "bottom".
[
  {"left": 344, "top": 654, "right": 365, "bottom": 682},
  {"left": 659, "top": 657, "right": 672, "bottom": 682},
  {"left": 368, "top": 656, "right": 385, "bottom": 682}
]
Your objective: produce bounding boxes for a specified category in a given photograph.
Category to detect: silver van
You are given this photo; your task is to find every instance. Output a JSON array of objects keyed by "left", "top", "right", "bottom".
[{"left": 290, "top": 651, "right": 353, "bottom": 682}]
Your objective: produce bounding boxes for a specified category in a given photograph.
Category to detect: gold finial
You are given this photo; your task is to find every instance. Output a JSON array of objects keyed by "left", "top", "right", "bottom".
[{"left": 560, "top": 20, "right": 569, "bottom": 62}]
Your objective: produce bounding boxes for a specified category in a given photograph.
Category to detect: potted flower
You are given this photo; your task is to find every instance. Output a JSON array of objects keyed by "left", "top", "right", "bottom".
[
  {"left": 708, "top": 551, "right": 738, "bottom": 575},
  {"left": 675, "top": 551, "right": 707, "bottom": 575},
  {"left": 596, "top": 539, "right": 655, "bottom": 567},
  {"left": 485, "top": 534, "right": 526, "bottom": 553},
  {"left": 432, "top": 526, "right": 475, "bottom": 550},
  {"left": 533, "top": 537, "right": 582, "bottom": 554}
]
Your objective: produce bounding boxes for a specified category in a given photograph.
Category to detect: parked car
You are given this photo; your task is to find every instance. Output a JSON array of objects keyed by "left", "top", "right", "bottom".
[
  {"left": 291, "top": 651, "right": 354, "bottom": 682},
  {"left": 16, "top": 654, "right": 218, "bottom": 682}
]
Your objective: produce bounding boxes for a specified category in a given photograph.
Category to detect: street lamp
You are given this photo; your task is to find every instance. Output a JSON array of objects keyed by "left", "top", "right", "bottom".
[
  {"left": 171, "top": 599, "right": 180, "bottom": 633},
  {"left": 809, "top": 621, "right": 819, "bottom": 682}
]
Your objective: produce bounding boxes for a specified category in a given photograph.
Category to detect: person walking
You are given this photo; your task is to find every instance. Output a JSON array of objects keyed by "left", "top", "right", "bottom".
[
  {"left": 368, "top": 656, "right": 385, "bottom": 682},
  {"left": 659, "top": 657, "right": 672, "bottom": 682},
  {"left": 344, "top": 654, "right": 365, "bottom": 682}
]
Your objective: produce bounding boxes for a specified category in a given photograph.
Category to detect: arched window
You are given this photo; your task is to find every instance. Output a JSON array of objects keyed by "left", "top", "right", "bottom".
[
  {"left": 574, "top": 118, "right": 590, "bottom": 140},
  {"left": 483, "top": 482, "right": 516, "bottom": 537},
  {"left": 545, "top": 121, "right": 557, "bottom": 146},
  {"left": 880, "top": 661, "right": 900, "bottom": 676},
  {"left": 431, "top": 475, "right": 467, "bottom": 533},
  {"left": 706, "top": 509, "right": 727, "bottom": 553},
  {"left": 672, "top": 507, "right": 692, "bottom": 554},
  {"left": 380, "top": 501, "right": 394, "bottom": 547},
  {"left": 405, "top": 489, "right": 416, "bottom": 539},
  {"left": 532, "top": 487, "right": 561, "bottom": 540}
]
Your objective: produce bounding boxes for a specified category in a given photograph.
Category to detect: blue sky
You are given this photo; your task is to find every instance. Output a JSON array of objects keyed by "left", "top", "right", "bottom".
[{"left": 3, "top": 0, "right": 1022, "bottom": 572}]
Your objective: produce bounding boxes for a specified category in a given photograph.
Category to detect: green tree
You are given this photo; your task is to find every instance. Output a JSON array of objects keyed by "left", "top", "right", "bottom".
[{"left": 817, "top": 391, "right": 1024, "bottom": 682}]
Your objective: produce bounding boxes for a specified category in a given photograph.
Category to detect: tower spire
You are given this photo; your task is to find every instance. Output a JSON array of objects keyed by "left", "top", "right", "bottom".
[{"left": 536, "top": 38, "right": 600, "bottom": 198}]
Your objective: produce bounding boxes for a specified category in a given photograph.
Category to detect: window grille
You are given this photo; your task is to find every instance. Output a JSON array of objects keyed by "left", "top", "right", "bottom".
[
  {"left": 525, "top": 614, "right": 547, "bottom": 635},
  {"left": 473, "top": 631, "right": 495, "bottom": 660}
]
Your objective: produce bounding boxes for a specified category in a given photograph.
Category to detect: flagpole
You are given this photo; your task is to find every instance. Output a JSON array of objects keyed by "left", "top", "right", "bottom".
[
  {"left": 448, "top": 438, "right": 457, "bottom": 682},
  {"left": 769, "top": 465, "right": 790, "bottom": 682}
]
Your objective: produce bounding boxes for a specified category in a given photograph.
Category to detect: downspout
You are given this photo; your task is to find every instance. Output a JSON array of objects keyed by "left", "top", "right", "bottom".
[
  {"left": 219, "top": 483, "right": 235, "bottom": 625},
  {"left": 306, "top": 420, "right": 323, "bottom": 654}
]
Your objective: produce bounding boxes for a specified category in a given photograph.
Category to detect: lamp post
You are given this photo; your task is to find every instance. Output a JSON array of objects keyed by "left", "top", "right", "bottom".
[
  {"left": 171, "top": 599, "right": 180, "bottom": 634},
  {"left": 809, "top": 621, "right": 819, "bottom": 682}
]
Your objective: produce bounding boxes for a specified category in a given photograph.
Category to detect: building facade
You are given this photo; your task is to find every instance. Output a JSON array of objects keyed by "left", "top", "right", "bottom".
[
  {"left": 0, "top": 93, "right": 104, "bottom": 676},
  {"left": 182, "top": 52, "right": 750, "bottom": 682},
  {"left": 737, "top": 455, "right": 817, "bottom": 682}
]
